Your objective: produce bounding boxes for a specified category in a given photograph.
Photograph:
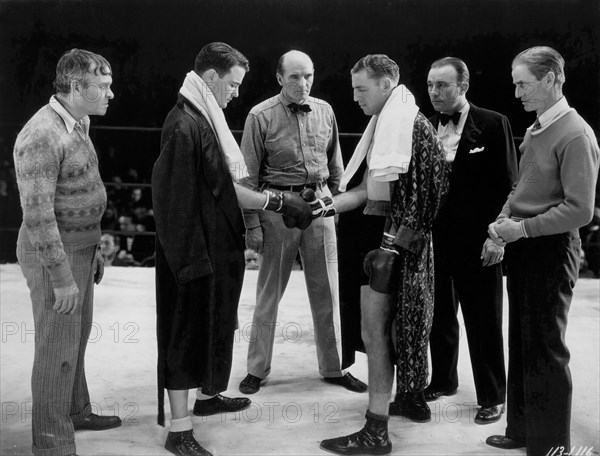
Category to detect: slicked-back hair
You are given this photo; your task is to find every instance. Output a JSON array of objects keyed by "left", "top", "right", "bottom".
[
  {"left": 351, "top": 54, "right": 399, "bottom": 82},
  {"left": 53, "top": 48, "right": 112, "bottom": 94},
  {"left": 430, "top": 57, "right": 470, "bottom": 86},
  {"left": 194, "top": 42, "right": 249, "bottom": 77},
  {"left": 512, "top": 46, "right": 565, "bottom": 85}
]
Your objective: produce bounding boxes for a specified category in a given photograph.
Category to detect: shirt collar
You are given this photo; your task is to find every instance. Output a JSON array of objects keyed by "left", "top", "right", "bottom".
[
  {"left": 537, "top": 96, "right": 570, "bottom": 129},
  {"left": 49, "top": 95, "right": 90, "bottom": 135}
]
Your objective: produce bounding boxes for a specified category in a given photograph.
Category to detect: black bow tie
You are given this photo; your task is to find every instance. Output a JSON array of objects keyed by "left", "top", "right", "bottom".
[
  {"left": 439, "top": 111, "right": 461, "bottom": 126},
  {"left": 288, "top": 103, "right": 312, "bottom": 114}
]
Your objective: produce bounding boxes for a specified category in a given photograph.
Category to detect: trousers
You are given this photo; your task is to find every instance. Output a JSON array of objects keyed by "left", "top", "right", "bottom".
[
  {"left": 247, "top": 186, "right": 343, "bottom": 379},
  {"left": 429, "top": 249, "right": 506, "bottom": 407},
  {"left": 504, "top": 231, "right": 580, "bottom": 456},
  {"left": 18, "top": 244, "right": 96, "bottom": 456}
]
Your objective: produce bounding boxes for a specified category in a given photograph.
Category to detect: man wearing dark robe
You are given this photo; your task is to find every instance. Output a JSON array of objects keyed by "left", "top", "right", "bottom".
[{"left": 152, "top": 42, "right": 312, "bottom": 456}]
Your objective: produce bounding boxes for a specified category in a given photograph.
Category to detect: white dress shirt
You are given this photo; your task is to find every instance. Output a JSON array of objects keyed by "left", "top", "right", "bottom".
[{"left": 436, "top": 101, "right": 470, "bottom": 163}]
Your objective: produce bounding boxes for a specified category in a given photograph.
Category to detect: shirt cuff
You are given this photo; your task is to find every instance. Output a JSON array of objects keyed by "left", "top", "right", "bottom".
[{"left": 520, "top": 220, "right": 529, "bottom": 238}]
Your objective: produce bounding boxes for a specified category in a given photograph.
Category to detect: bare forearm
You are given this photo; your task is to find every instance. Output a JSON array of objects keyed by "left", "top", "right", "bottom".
[
  {"left": 234, "top": 182, "right": 267, "bottom": 210},
  {"left": 333, "top": 187, "right": 367, "bottom": 213}
]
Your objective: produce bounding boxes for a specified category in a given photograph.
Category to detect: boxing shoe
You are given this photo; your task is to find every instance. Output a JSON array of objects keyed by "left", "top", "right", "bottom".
[
  {"left": 193, "top": 394, "right": 251, "bottom": 416},
  {"left": 165, "top": 430, "right": 212, "bottom": 456},
  {"left": 320, "top": 410, "right": 392, "bottom": 455},
  {"left": 388, "top": 391, "right": 431, "bottom": 423}
]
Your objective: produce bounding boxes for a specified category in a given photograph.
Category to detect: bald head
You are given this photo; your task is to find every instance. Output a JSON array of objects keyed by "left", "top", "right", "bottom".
[
  {"left": 276, "top": 50, "right": 314, "bottom": 103},
  {"left": 277, "top": 50, "right": 313, "bottom": 76}
]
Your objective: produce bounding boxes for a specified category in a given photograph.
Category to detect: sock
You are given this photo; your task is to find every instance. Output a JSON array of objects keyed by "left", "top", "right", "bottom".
[
  {"left": 196, "top": 389, "right": 217, "bottom": 401},
  {"left": 170, "top": 415, "right": 192, "bottom": 433},
  {"left": 366, "top": 409, "right": 390, "bottom": 421}
]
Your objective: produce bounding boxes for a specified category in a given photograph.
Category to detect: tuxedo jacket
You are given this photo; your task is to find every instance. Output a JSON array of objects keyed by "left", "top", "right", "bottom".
[{"left": 430, "top": 102, "right": 518, "bottom": 263}]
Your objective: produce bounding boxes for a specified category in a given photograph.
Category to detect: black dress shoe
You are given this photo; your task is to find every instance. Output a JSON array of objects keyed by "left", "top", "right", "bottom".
[
  {"left": 423, "top": 386, "right": 458, "bottom": 402},
  {"left": 323, "top": 373, "right": 368, "bottom": 393},
  {"left": 475, "top": 404, "right": 505, "bottom": 425},
  {"left": 320, "top": 410, "right": 391, "bottom": 455},
  {"left": 165, "top": 430, "right": 213, "bottom": 456},
  {"left": 73, "top": 413, "right": 122, "bottom": 431},
  {"left": 239, "top": 374, "right": 263, "bottom": 394},
  {"left": 486, "top": 435, "right": 525, "bottom": 449},
  {"left": 388, "top": 391, "right": 431, "bottom": 423},
  {"left": 193, "top": 394, "right": 251, "bottom": 416}
]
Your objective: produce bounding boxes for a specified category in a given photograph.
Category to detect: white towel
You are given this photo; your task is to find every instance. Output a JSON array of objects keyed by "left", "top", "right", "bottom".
[
  {"left": 339, "top": 85, "right": 418, "bottom": 200},
  {"left": 179, "top": 71, "right": 248, "bottom": 182}
]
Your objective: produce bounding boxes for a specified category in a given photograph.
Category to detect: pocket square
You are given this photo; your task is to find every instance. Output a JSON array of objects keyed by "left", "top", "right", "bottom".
[{"left": 469, "top": 146, "right": 485, "bottom": 154}]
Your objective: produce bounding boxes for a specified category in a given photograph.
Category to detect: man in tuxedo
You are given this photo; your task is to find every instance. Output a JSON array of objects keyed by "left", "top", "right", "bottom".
[{"left": 414, "top": 57, "right": 518, "bottom": 424}]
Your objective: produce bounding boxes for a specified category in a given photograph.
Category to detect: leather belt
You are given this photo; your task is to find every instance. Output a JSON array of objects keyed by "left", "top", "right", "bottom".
[{"left": 265, "top": 182, "right": 323, "bottom": 192}]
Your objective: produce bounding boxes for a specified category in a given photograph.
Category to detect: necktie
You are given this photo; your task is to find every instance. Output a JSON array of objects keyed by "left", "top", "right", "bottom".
[
  {"left": 532, "top": 118, "right": 542, "bottom": 131},
  {"left": 439, "top": 111, "right": 461, "bottom": 126},
  {"left": 75, "top": 122, "right": 88, "bottom": 142},
  {"left": 288, "top": 103, "right": 312, "bottom": 114}
]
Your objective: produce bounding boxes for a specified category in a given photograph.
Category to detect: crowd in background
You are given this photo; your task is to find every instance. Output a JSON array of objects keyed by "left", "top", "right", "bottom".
[
  {"left": 93, "top": 147, "right": 600, "bottom": 278},
  {"left": 0, "top": 138, "right": 598, "bottom": 276}
]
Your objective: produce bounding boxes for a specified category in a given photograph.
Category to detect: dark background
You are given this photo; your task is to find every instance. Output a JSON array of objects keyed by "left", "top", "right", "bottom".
[{"left": 1, "top": 0, "right": 599, "bottom": 261}]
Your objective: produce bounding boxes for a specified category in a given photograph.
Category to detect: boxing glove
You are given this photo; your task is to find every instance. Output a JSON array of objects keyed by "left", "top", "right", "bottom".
[
  {"left": 299, "top": 188, "right": 336, "bottom": 218},
  {"left": 363, "top": 232, "right": 400, "bottom": 294},
  {"left": 263, "top": 190, "right": 312, "bottom": 230}
]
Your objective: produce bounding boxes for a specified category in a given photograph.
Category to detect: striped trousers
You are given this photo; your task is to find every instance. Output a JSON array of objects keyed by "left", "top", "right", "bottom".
[{"left": 18, "top": 244, "right": 96, "bottom": 456}]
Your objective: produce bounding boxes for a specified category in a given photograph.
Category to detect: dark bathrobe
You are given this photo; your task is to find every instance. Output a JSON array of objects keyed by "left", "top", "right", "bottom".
[{"left": 152, "top": 95, "right": 245, "bottom": 425}]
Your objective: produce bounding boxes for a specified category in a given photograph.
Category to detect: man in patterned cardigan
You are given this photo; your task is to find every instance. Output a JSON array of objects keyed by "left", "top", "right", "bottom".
[
  {"left": 13, "top": 49, "right": 121, "bottom": 456},
  {"left": 309, "top": 54, "right": 449, "bottom": 455}
]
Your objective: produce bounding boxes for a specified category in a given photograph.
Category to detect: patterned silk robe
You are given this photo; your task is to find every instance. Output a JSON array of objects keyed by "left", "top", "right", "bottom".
[{"left": 389, "top": 112, "right": 450, "bottom": 392}]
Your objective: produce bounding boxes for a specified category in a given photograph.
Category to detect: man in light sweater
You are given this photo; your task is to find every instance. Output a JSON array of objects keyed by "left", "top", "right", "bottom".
[
  {"left": 486, "top": 46, "right": 599, "bottom": 456},
  {"left": 13, "top": 49, "right": 121, "bottom": 456}
]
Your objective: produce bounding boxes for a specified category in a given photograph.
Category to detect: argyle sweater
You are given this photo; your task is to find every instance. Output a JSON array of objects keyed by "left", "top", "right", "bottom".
[{"left": 14, "top": 104, "right": 107, "bottom": 288}]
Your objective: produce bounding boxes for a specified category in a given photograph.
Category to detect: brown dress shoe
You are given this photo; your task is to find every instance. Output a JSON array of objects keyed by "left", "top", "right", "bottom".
[
  {"left": 239, "top": 374, "right": 263, "bottom": 394},
  {"left": 73, "top": 413, "right": 122, "bottom": 431},
  {"left": 423, "top": 386, "right": 458, "bottom": 402},
  {"left": 323, "top": 373, "right": 368, "bottom": 393}
]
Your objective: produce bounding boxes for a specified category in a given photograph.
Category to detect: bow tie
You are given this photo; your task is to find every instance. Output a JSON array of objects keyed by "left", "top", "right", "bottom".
[
  {"left": 439, "top": 111, "right": 461, "bottom": 126},
  {"left": 288, "top": 103, "right": 312, "bottom": 114}
]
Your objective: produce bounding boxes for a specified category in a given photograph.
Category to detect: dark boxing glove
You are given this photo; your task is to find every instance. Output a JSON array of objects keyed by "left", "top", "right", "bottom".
[
  {"left": 363, "top": 232, "right": 400, "bottom": 294},
  {"left": 263, "top": 190, "right": 312, "bottom": 230},
  {"left": 299, "top": 188, "right": 336, "bottom": 218}
]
